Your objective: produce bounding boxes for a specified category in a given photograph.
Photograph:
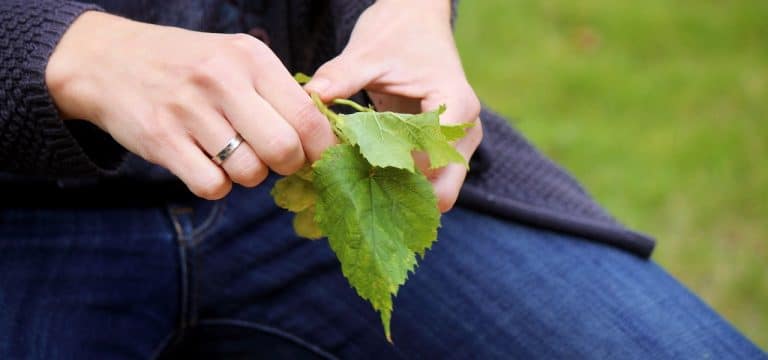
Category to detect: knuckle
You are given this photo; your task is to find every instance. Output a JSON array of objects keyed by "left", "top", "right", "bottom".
[
  {"left": 230, "top": 33, "right": 258, "bottom": 47},
  {"left": 228, "top": 34, "right": 280, "bottom": 73},
  {"left": 291, "top": 101, "right": 327, "bottom": 139},
  {"left": 264, "top": 134, "right": 304, "bottom": 173},
  {"left": 186, "top": 56, "right": 231, "bottom": 91},
  {"left": 229, "top": 156, "right": 268, "bottom": 187},
  {"left": 165, "top": 91, "right": 196, "bottom": 119},
  {"left": 280, "top": 158, "right": 305, "bottom": 176},
  {"left": 239, "top": 168, "right": 268, "bottom": 187},
  {"left": 228, "top": 33, "right": 265, "bottom": 56},
  {"left": 193, "top": 172, "right": 231, "bottom": 200},
  {"left": 187, "top": 60, "right": 216, "bottom": 84}
]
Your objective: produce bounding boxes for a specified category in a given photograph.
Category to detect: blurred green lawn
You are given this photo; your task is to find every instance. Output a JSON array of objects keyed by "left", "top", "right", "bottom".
[{"left": 455, "top": 0, "right": 767, "bottom": 349}]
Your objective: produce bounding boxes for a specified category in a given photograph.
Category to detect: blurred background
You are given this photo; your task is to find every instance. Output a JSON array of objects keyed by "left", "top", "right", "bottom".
[{"left": 454, "top": 0, "right": 766, "bottom": 348}]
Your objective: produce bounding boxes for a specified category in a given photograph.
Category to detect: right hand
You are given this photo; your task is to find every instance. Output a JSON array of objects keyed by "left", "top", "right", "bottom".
[{"left": 46, "top": 11, "right": 336, "bottom": 200}]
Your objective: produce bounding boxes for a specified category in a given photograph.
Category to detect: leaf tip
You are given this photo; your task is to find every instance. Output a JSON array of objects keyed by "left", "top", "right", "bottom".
[{"left": 381, "top": 310, "right": 393, "bottom": 344}]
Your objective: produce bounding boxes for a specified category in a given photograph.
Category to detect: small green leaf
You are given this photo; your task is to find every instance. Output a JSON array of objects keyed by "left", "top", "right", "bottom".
[
  {"left": 336, "top": 106, "right": 469, "bottom": 171},
  {"left": 294, "top": 165, "right": 314, "bottom": 181},
  {"left": 441, "top": 122, "right": 475, "bottom": 142},
  {"left": 293, "top": 206, "right": 323, "bottom": 240},
  {"left": 313, "top": 144, "right": 440, "bottom": 341},
  {"left": 271, "top": 174, "right": 316, "bottom": 212}
]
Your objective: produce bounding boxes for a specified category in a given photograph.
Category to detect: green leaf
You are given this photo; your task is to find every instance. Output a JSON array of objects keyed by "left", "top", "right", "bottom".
[
  {"left": 271, "top": 173, "right": 316, "bottom": 212},
  {"left": 294, "top": 165, "right": 314, "bottom": 181},
  {"left": 293, "top": 206, "right": 323, "bottom": 240},
  {"left": 336, "top": 105, "right": 469, "bottom": 171},
  {"left": 270, "top": 165, "right": 324, "bottom": 240},
  {"left": 273, "top": 80, "right": 472, "bottom": 342},
  {"left": 441, "top": 121, "right": 475, "bottom": 142},
  {"left": 313, "top": 144, "right": 440, "bottom": 341}
]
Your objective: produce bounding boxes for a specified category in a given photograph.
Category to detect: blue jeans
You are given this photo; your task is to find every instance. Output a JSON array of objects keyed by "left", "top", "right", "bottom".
[{"left": 0, "top": 176, "right": 764, "bottom": 359}]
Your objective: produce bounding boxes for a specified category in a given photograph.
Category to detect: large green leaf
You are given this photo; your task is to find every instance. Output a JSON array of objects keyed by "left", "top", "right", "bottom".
[
  {"left": 337, "top": 106, "right": 470, "bottom": 171},
  {"left": 313, "top": 144, "right": 440, "bottom": 341},
  {"left": 270, "top": 90, "right": 469, "bottom": 342}
]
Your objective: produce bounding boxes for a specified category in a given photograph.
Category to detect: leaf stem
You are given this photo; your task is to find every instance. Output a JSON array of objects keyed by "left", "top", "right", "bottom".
[
  {"left": 311, "top": 93, "right": 341, "bottom": 125},
  {"left": 333, "top": 98, "right": 373, "bottom": 112},
  {"left": 311, "top": 93, "right": 350, "bottom": 143}
]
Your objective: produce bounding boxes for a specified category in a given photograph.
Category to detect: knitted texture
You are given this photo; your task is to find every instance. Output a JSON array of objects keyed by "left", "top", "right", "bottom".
[
  {"left": 0, "top": 0, "right": 655, "bottom": 256},
  {"left": 0, "top": 0, "right": 126, "bottom": 177},
  {"left": 459, "top": 110, "right": 654, "bottom": 255}
]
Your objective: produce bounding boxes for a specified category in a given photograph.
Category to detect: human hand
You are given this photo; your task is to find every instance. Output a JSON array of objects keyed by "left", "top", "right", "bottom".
[
  {"left": 46, "top": 11, "right": 336, "bottom": 199},
  {"left": 305, "top": 0, "right": 483, "bottom": 212}
]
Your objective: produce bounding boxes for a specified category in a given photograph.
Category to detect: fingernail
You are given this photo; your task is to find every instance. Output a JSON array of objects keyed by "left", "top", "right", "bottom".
[{"left": 306, "top": 77, "right": 330, "bottom": 94}]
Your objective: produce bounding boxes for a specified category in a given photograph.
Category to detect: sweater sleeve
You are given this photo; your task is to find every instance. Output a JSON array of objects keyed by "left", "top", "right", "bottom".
[{"left": 0, "top": 0, "right": 127, "bottom": 177}]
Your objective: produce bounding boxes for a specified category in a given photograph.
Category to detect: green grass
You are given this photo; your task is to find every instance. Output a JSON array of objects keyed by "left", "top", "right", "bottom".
[{"left": 455, "top": 0, "right": 767, "bottom": 349}]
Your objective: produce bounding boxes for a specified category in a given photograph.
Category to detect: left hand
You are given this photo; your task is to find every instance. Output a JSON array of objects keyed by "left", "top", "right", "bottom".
[{"left": 305, "top": 0, "right": 483, "bottom": 213}]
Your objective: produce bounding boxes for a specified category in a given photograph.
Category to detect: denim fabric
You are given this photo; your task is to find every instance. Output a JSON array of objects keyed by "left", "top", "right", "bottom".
[{"left": 0, "top": 175, "right": 763, "bottom": 359}]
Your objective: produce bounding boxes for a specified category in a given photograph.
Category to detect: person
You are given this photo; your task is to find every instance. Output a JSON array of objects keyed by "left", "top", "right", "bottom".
[{"left": 0, "top": 0, "right": 764, "bottom": 358}]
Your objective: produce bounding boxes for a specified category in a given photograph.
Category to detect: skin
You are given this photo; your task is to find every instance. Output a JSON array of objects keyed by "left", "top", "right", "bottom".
[
  {"left": 305, "top": 0, "right": 483, "bottom": 212},
  {"left": 46, "top": 0, "right": 482, "bottom": 212}
]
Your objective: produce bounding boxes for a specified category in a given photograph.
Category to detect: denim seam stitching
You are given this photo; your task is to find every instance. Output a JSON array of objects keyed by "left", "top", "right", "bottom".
[
  {"left": 189, "top": 201, "right": 225, "bottom": 247},
  {"left": 197, "top": 318, "right": 339, "bottom": 360},
  {"left": 167, "top": 208, "right": 188, "bottom": 242},
  {"left": 166, "top": 207, "right": 193, "bottom": 338},
  {"left": 186, "top": 244, "right": 199, "bottom": 328}
]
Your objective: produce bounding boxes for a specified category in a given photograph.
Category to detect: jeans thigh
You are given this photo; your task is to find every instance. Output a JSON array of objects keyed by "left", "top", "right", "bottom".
[
  {"left": 390, "top": 208, "right": 764, "bottom": 359},
  {"left": 193, "top": 191, "right": 764, "bottom": 359},
  {"left": 0, "top": 206, "right": 180, "bottom": 359}
]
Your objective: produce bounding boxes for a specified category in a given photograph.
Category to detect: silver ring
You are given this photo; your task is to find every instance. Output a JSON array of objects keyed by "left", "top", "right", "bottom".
[{"left": 212, "top": 134, "right": 244, "bottom": 165}]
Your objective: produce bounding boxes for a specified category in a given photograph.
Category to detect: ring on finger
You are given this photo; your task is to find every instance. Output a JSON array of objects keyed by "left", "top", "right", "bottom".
[{"left": 211, "top": 134, "right": 244, "bottom": 165}]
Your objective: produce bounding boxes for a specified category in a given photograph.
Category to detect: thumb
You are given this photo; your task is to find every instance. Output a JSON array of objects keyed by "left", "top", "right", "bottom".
[{"left": 304, "top": 52, "right": 381, "bottom": 102}]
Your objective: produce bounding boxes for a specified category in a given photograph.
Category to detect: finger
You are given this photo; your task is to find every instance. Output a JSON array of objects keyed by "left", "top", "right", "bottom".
[
  {"left": 304, "top": 51, "right": 385, "bottom": 102},
  {"left": 413, "top": 151, "right": 437, "bottom": 180},
  {"left": 367, "top": 91, "right": 422, "bottom": 113},
  {"left": 416, "top": 88, "right": 482, "bottom": 173},
  {"left": 217, "top": 139, "right": 268, "bottom": 188},
  {"left": 185, "top": 105, "right": 269, "bottom": 187},
  {"left": 431, "top": 120, "right": 483, "bottom": 213},
  {"left": 247, "top": 54, "right": 336, "bottom": 162},
  {"left": 158, "top": 135, "right": 232, "bottom": 200},
  {"left": 219, "top": 88, "right": 307, "bottom": 175},
  {"left": 421, "top": 86, "right": 481, "bottom": 126},
  {"left": 432, "top": 164, "right": 468, "bottom": 213},
  {"left": 177, "top": 38, "right": 307, "bottom": 175}
]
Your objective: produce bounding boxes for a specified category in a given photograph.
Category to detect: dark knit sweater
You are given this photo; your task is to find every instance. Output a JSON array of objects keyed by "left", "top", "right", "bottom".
[{"left": 0, "top": 0, "right": 655, "bottom": 257}]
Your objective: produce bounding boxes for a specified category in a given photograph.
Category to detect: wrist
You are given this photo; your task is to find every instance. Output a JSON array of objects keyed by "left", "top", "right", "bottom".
[{"left": 46, "top": 11, "right": 135, "bottom": 122}]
